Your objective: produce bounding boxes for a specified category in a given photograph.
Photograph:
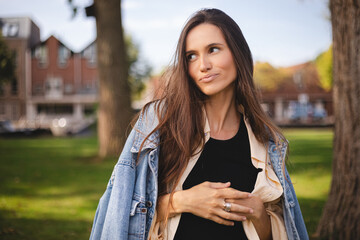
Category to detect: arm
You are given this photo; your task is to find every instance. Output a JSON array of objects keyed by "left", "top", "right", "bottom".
[
  {"left": 156, "top": 191, "right": 181, "bottom": 221},
  {"left": 156, "top": 181, "right": 253, "bottom": 226},
  {"left": 240, "top": 195, "right": 272, "bottom": 240},
  {"left": 90, "top": 128, "right": 138, "bottom": 240},
  {"left": 252, "top": 205, "right": 272, "bottom": 240}
]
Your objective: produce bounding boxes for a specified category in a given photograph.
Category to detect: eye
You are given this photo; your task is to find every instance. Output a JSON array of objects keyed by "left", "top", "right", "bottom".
[
  {"left": 209, "top": 47, "right": 220, "bottom": 53},
  {"left": 186, "top": 53, "right": 197, "bottom": 61}
]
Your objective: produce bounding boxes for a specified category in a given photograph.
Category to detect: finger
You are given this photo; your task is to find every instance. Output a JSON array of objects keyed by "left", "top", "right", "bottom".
[
  {"left": 216, "top": 188, "right": 251, "bottom": 199},
  {"left": 215, "top": 208, "right": 247, "bottom": 222},
  {"left": 226, "top": 203, "right": 254, "bottom": 215},
  {"left": 210, "top": 215, "right": 235, "bottom": 226},
  {"left": 208, "top": 181, "right": 231, "bottom": 189}
]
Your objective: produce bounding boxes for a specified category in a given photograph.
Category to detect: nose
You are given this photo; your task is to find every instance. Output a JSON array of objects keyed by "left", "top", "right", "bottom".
[{"left": 199, "top": 55, "right": 211, "bottom": 72}]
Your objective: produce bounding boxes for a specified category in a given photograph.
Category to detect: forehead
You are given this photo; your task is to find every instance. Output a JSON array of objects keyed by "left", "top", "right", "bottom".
[{"left": 186, "top": 23, "right": 226, "bottom": 50}]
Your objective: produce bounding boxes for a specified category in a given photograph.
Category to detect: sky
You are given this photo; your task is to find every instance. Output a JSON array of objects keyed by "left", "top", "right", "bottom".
[{"left": 0, "top": 0, "right": 332, "bottom": 73}]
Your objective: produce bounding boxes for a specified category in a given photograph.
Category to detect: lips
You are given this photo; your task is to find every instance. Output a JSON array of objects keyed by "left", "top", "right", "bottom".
[{"left": 199, "top": 73, "right": 219, "bottom": 83}]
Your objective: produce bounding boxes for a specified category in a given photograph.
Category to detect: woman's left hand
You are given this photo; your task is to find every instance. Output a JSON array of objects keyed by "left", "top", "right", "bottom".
[
  {"left": 224, "top": 192, "right": 272, "bottom": 240},
  {"left": 225, "top": 194, "right": 266, "bottom": 222}
]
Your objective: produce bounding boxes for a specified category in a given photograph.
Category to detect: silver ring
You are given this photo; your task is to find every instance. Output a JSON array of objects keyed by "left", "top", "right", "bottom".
[{"left": 223, "top": 202, "right": 231, "bottom": 212}]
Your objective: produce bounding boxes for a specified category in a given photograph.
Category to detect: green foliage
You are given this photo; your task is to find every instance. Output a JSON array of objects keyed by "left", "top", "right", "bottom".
[
  {"left": 125, "top": 35, "right": 152, "bottom": 99},
  {"left": 0, "top": 33, "right": 16, "bottom": 86},
  {"left": 253, "top": 61, "right": 290, "bottom": 90},
  {"left": 315, "top": 45, "right": 332, "bottom": 91}
]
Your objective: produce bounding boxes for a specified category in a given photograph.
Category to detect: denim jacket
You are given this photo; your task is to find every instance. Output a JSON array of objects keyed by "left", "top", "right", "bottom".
[{"left": 89, "top": 103, "right": 309, "bottom": 240}]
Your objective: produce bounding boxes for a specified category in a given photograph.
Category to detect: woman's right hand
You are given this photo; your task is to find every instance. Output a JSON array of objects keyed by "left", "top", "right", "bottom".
[{"left": 172, "top": 181, "right": 253, "bottom": 226}]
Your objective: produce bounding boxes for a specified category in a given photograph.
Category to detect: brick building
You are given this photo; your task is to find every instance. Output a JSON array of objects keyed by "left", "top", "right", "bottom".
[
  {"left": 29, "top": 36, "right": 98, "bottom": 132},
  {"left": 0, "top": 17, "right": 98, "bottom": 135},
  {"left": 0, "top": 17, "right": 40, "bottom": 122},
  {"left": 260, "top": 62, "right": 333, "bottom": 126}
]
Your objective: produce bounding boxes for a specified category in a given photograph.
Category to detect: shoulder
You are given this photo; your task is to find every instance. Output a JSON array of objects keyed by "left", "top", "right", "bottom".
[
  {"left": 131, "top": 101, "right": 162, "bottom": 152},
  {"left": 268, "top": 138, "right": 288, "bottom": 156},
  {"left": 136, "top": 100, "right": 162, "bottom": 132}
]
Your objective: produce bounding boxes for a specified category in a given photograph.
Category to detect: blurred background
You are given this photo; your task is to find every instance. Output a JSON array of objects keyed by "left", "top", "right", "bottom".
[{"left": 0, "top": 0, "right": 333, "bottom": 239}]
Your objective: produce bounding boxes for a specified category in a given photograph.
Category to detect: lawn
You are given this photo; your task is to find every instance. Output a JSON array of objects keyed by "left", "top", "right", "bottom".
[
  {"left": 0, "top": 128, "right": 333, "bottom": 239},
  {"left": 284, "top": 128, "right": 333, "bottom": 237},
  {"left": 0, "top": 135, "right": 117, "bottom": 239}
]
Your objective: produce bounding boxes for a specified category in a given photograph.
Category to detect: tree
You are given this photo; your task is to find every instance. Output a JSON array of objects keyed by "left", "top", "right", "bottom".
[
  {"left": 253, "top": 61, "right": 290, "bottom": 90},
  {"left": 68, "top": 0, "right": 151, "bottom": 158},
  {"left": 85, "top": 0, "right": 133, "bottom": 158},
  {"left": 315, "top": 45, "right": 333, "bottom": 91},
  {"left": 0, "top": 33, "right": 16, "bottom": 87},
  {"left": 126, "top": 35, "right": 152, "bottom": 100},
  {"left": 315, "top": 1, "right": 360, "bottom": 239}
]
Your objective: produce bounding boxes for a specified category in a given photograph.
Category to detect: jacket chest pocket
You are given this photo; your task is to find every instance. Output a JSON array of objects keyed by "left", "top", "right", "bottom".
[{"left": 128, "top": 199, "right": 147, "bottom": 240}]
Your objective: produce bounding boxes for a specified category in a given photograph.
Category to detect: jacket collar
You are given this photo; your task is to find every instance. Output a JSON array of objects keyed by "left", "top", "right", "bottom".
[{"left": 131, "top": 105, "right": 160, "bottom": 153}]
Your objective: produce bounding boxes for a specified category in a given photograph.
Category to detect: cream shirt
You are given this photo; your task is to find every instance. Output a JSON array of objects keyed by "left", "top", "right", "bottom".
[{"left": 149, "top": 117, "right": 287, "bottom": 240}]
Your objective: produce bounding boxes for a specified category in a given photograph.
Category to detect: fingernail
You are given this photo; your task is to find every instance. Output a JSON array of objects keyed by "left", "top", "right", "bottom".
[
  {"left": 242, "top": 217, "right": 247, "bottom": 221},
  {"left": 248, "top": 193, "right": 252, "bottom": 197},
  {"left": 249, "top": 209, "right": 254, "bottom": 214}
]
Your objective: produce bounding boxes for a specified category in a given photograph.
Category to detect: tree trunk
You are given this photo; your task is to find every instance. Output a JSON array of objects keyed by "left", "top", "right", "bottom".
[
  {"left": 315, "top": 0, "right": 360, "bottom": 239},
  {"left": 94, "top": 0, "right": 133, "bottom": 158}
]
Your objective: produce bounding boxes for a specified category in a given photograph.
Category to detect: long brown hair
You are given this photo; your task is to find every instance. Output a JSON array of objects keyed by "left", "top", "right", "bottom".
[{"left": 139, "top": 8, "right": 285, "bottom": 199}]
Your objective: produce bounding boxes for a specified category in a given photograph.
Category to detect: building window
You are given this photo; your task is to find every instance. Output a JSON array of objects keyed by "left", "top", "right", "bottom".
[
  {"left": 34, "top": 45, "right": 48, "bottom": 67},
  {"left": 82, "top": 44, "right": 97, "bottom": 67},
  {"left": 0, "top": 102, "right": 5, "bottom": 115},
  {"left": 64, "top": 83, "right": 73, "bottom": 94},
  {"left": 45, "top": 77, "right": 63, "bottom": 99},
  {"left": 58, "top": 45, "right": 70, "bottom": 67},
  {"left": 81, "top": 82, "right": 97, "bottom": 94},
  {"left": 11, "top": 103, "right": 18, "bottom": 120},
  {"left": 33, "top": 83, "right": 43, "bottom": 95},
  {"left": 84, "top": 105, "right": 96, "bottom": 116},
  {"left": 37, "top": 104, "right": 73, "bottom": 115},
  {"left": 1, "top": 22, "right": 19, "bottom": 37},
  {"left": 11, "top": 79, "right": 18, "bottom": 95}
]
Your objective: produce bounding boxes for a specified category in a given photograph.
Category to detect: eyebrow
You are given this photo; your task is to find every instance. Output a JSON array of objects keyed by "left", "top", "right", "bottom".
[
  {"left": 186, "top": 42, "right": 225, "bottom": 55},
  {"left": 208, "top": 42, "right": 224, "bottom": 47}
]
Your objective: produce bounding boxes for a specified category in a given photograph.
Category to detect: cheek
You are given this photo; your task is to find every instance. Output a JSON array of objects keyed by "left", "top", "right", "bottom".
[
  {"left": 223, "top": 58, "right": 237, "bottom": 79},
  {"left": 188, "top": 64, "right": 197, "bottom": 82}
]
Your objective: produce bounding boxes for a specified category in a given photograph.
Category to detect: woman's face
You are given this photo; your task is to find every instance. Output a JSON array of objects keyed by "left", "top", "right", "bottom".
[{"left": 186, "top": 23, "right": 237, "bottom": 97}]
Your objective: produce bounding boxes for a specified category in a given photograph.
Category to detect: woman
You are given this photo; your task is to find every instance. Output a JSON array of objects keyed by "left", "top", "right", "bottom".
[{"left": 90, "top": 8, "right": 308, "bottom": 240}]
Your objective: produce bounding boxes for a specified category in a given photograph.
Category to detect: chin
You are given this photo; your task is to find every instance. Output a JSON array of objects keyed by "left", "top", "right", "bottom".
[
  {"left": 200, "top": 88, "right": 229, "bottom": 97},
  {"left": 200, "top": 89, "right": 216, "bottom": 96}
]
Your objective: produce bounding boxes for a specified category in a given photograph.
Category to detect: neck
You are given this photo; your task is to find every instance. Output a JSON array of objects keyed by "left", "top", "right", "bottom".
[{"left": 204, "top": 90, "right": 240, "bottom": 139}]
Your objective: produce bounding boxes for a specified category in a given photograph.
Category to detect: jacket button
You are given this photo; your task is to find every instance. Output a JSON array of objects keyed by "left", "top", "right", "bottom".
[{"left": 146, "top": 201, "right": 152, "bottom": 207}]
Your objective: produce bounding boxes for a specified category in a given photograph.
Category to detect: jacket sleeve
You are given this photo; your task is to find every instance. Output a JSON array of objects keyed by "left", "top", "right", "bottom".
[
  {"left": 283, "top": 167, "right": 309, "bottom": 240},
  {"left": 267, "top": 141, "right": 309, "bottom": 240},
  {"left": 89, "top": 127, "right": 137, "bottom": 240}
]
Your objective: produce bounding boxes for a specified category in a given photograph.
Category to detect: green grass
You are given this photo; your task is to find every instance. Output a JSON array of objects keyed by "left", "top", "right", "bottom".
[
  {"left": 284, "top": 128, "right": 333, "bottom": 237},
  {"left": 0, "top": 128, "right": 333, "bottom": 239},
  {"left": 0, "top": 135, "right": 117, "bottom": 240}
]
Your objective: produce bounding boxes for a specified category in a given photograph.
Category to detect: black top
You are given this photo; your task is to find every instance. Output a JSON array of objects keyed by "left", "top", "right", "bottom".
[{"left": 174, "top": 118, "right": 262, "bottom": 240}]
